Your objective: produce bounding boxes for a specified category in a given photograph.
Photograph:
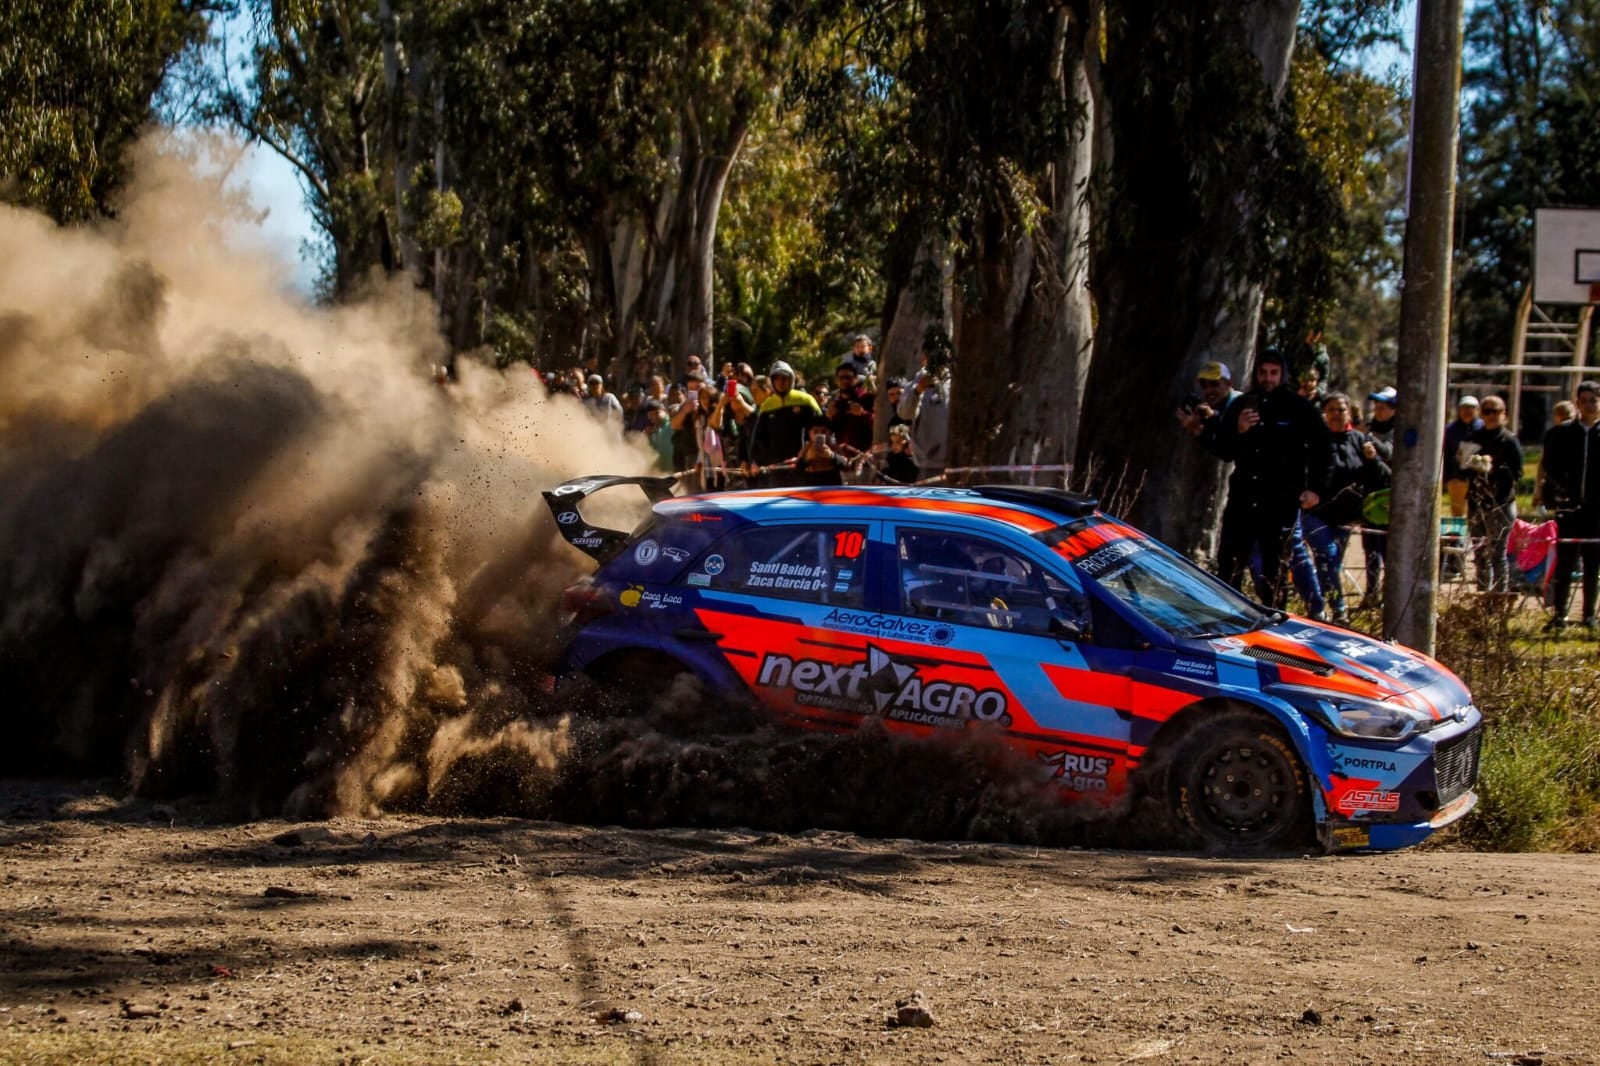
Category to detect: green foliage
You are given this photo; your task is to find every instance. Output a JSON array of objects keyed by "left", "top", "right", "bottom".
[
  {"left": 1471, "top": 704, "right": 1600, "bottom": 851},
  {"left": 791, "top": 0, "right": 1077, "bottom": 311},
  {"left": 1456, "top": 0, "right": 1600, "bottom": 364},
  {"left": 1432, "top": 597, "right": 1600, "bottom": 852},
  {"left": 1261, "top": 27, "right": 1407, "bottom": 383},
  {"left": 714, "top": 106, "right": 881, "bottom": 374},
  {"left": 0, "top": 0, "right": 218, "bottom": 222}
]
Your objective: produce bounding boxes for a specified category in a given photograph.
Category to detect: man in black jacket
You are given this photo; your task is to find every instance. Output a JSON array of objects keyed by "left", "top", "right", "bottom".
[
  {"left": 1465, "top": 396, "right": 1524, "bottom": 593},
  {"left": 1541, "top": 380, "right": 1600, "bottom": 630},
  {"left": 1213, "top": 348, "right": 1329, "bottom": 612}
]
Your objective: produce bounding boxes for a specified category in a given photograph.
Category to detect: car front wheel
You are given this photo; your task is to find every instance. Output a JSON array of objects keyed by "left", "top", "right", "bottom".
[{"left": 1170, "top": 709, "right": 1310, "bottom": 851}]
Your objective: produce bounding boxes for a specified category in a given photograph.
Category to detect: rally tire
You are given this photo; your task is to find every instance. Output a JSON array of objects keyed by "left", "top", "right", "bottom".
[
  {"left": 1169, "top": 709, "right": 1311, "bottom": 852},
  {"left": 564, "top": 650, "right": 691, "bottom": 718}
]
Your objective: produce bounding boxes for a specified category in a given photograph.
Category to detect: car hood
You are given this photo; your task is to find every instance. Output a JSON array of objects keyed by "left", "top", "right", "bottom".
[{"left": 1198, "top": 617, "right": 1473, "bottom": 719}]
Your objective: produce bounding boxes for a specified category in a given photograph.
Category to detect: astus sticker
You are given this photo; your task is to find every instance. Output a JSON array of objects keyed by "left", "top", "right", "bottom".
[{"left": 1336, "top": 789, "right": 1401, "bottom": 813}]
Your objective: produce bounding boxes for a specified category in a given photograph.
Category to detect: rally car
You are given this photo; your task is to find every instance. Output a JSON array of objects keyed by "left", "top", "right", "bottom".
[{"left": 543, "top": 476, "right": 1482, "bottom": 853}]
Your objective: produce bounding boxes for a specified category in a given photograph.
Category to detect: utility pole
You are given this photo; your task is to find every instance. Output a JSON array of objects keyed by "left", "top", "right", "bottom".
[{"left": 1385, "top": 0, "right": 1465, "bottom": 654}]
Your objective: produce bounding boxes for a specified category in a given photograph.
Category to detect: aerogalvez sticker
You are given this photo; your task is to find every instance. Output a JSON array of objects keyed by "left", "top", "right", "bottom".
[
  {"left": 819, "top": 609, "right": 955, "bottom": 645},
  {"left": 755, "top": 644, "right": 1012, "bottom": 728}
]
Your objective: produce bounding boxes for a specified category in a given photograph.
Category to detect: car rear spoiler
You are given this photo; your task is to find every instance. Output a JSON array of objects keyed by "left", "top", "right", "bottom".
[{"left": 542, "top": 474, "right": 679, "bottom": 563}]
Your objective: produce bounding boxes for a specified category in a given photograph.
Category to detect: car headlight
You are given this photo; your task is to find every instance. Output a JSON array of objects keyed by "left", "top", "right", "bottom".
[{"left": 1267, "top": 684, "right": 1438, "bottom": 743}]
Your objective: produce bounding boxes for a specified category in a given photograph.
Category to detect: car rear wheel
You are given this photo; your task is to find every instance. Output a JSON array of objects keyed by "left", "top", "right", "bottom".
[
  {"left": 565, "top": 650, "right": 692, "bottom": 718},
  {"left": 1170, "top": 709, "right": 1310, "bottom": 851}
]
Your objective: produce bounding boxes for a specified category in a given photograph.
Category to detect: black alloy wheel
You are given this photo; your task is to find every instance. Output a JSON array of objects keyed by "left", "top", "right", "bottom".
[{"left": 1171, "top": 709, "right": 1310, "bottom": 851}]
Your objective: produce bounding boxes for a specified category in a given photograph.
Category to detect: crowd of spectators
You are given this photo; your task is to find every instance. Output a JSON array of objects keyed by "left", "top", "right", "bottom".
[
  {"left": 1178, "top": 346, "right": 1600, "bottom": 630},
  {"left": 542, "top": 333, "right": 951, "bottom": 490},
  {"left": 540, "top": 335, "right": 1600, "bottom": 631}
]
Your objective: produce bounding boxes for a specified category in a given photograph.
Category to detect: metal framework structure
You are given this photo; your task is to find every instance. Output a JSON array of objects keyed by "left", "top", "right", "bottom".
[{"left": 1448, "top": 287, "right": 1595, "bottom": 433}]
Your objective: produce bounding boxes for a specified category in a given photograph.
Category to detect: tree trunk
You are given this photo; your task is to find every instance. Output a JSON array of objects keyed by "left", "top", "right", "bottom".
[
  {"left": 875, "top": 234, "right": 951, "bottom": 445},
  {"left": 1076, "top": 0, "right": 1300, "bottom": 550},
  {"left": 594, "top": 100, "right": 750, "bottom": 381},
  {"left": 677, "top": 114, "right": 747, "bottom": 373},
  {"left": 945, "top": 4, "right": 1096, "bottom": 487},
  {"left": 379, "top": 0, "right": 421, "bottom": 276}
]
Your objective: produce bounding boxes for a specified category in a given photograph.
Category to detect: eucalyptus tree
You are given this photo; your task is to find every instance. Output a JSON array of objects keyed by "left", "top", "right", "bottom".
[
  {"left": 1455, "top": 0, "right": 1600, "bottom": 365},
  {"left": 797, "top": 0, "right": 1098, "bottom": 472},
  {"left": 1075, "top": 0, "right": 1405, "bottom": 551},
  {"left": 1074, "top": 1, "right": 1305, "bottom": 544},
  {"left": 221, "top": 0, "right": 791, "bottom": 374},
  {"left": 1, "top": 0, "right": 219, "bottom": 222}
]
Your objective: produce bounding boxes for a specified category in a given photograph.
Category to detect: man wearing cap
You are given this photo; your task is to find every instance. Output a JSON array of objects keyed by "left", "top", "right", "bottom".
[
  {"left": 1177, "top": 361, "right": 1239, "bottom": 449},
  {"left": 1443, "top": 396, "right": 1484, "bottom": 519},
  {"left": 746, "top": 360, "right": 821, "bottom": 487},
  {"left": 1359, "top": 386, "right": 1398, "bottom": 604},
  {"left": 622, "top": 384, "right": 650, "bottom": 434},
  {"left": 582, "top": 373, "right": 623, "bottom": 430},
  {"left": 1213, "top": 347, "right": 1329, "bottom": 614},
  {"left": 1440, "top": 394, "right": 1483, "bottom": 581}
]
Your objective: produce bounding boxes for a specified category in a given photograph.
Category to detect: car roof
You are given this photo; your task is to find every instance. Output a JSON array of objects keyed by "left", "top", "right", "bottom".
[{"left": 654, "top": 485, "right": 1102, "bottom": 536}]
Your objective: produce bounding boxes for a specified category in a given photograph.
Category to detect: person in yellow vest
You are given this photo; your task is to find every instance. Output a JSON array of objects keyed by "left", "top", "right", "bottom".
[{"left": 745, "top": 361, "right": 821, "bottom": 487}]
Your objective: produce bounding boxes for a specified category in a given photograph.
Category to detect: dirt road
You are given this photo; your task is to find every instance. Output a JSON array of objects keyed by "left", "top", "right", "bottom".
[{"left": 1, "top": 780, "right": 1595, "bottom": 1065}]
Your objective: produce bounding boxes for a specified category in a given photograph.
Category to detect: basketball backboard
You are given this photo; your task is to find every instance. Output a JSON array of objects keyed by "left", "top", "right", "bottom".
[{"left": 1534, "top": 207, "right": 1600, "bottom": 304}]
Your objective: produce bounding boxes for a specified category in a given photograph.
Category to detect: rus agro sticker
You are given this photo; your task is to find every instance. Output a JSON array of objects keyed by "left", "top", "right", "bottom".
[{"left": 635, "top": 539, "right": 660, "bottom": 565}]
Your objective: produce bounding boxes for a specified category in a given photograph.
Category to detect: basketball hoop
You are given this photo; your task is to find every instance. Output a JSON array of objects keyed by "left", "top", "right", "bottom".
[{"left": 1589, "top": 282, "right": 1600, "bottom": 305}]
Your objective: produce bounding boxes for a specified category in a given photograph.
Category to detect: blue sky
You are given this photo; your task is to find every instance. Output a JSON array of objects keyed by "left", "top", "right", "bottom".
[{"left": 225, "top": 1, "right": 1419, "bottom": 297}]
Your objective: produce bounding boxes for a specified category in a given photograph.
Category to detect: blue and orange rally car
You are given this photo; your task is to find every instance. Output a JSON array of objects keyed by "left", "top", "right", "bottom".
[{"left": 543, "top": 476, "right": 1482, "bottom": 853}]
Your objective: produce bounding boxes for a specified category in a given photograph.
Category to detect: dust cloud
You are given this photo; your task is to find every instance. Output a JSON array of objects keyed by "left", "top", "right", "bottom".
[
  {"left": 0, "top": 138, "right": 1125, "bottom": 846},
  {"left": 0, "top": 138, "right": 653, "bottom": 818}
]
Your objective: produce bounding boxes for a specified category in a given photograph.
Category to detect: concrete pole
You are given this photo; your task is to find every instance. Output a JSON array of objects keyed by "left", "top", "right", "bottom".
[{"left": 1385, "top": 0, "right": 1464, "bottom": 653}]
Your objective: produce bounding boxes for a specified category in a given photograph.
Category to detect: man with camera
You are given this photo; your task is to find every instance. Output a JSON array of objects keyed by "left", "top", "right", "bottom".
[
  {"left": 1176, "top": 360, "right": 1240, "bottom": 450},
  {"left": 829, "top": 361, "right": 876, "bottom": 456},
  {"left": 1463, "top": 395, "right": 1522, "bottom": 593},
  {"left": 897, "top": 335, "right": 952, "bottom": 482},
  {"left": 1212, "top": 347, "right": 1329, "bottom": 614}
]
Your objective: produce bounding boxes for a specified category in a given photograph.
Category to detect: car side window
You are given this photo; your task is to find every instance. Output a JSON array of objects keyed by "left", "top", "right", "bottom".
[
  {"left": 686, "top": 525, "right": 868, "bottom": 607},
  {"left": 897, "top": 528, "right": 1089, "bottom": 637}
]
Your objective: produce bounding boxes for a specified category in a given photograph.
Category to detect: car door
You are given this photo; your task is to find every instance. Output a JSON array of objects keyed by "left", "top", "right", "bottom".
[
  {"left": 680, "top": 520, "right": 884, "bottom": 730},
  {"left": 881, "top": 523, "right": 1138, "bottom": 797}
]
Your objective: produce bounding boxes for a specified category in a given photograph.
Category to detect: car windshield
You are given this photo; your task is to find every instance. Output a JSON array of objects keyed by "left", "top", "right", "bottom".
[{"left": 1039, "top": 524, "right": 1271, "bottom": 638}]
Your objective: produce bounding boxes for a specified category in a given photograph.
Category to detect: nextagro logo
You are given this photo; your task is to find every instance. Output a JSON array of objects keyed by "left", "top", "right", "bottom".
[{"left": 756, "top": 644, "right": 1010, "bottom": 728}]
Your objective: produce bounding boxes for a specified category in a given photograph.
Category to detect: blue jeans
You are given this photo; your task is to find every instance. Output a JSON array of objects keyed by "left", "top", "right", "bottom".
[
  {"left": 1242, "top": 512, "right": 1325, "bottom": 617},
  {"left": 1302, "top": 514, "right": 1351, "bottom": 617}
]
